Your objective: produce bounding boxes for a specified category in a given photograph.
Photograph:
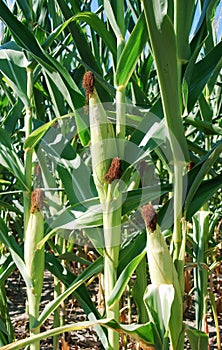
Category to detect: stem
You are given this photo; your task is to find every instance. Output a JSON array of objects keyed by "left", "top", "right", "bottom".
[
  {"left": 103, "top": 188, "right": 122, "bottom": 350},
  {"left": 172, "top": 162, "right": 185, "bottom": 292},
  {"left": 53, "top": 276, "right": 60, "bottom": 350},
  {"left": 24, "top": 67, "right": 34, "bottom": 233},
  {"left": 116, "top": 88, "right": 126, "bottom": 146},
  {"left": 133, "top": 257, "right": 149, "bottom": 323},
  {"left": 172, "top": 162, "right": 183, "bottom": 261},
  {"left": 27, "top": 290, "right": 41, "bottom": 350},
  {"left": 53, "top": 235, "right": 66, "bottom": 350}
]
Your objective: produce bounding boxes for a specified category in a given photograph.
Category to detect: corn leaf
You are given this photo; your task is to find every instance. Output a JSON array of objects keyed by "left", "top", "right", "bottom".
[
  {"left": 186, "top": 175, "right": 222, "bottom": 220},
  {"left": 0, "top": 318, "right": 159, "bottom": 350},
  {"left": 118, "top": 230, "right": 146, "bottom": 274},
  {"left": 144, "top": 284, "right": 175, "bottom": 340},
  {"left": 192, "top": 211, "right": 209, "bottom": 330},
  {"left": 116, "top": 12, "right": 148, "bottom": 87},
  {"left": 0, "top": 256, "right": 15, "bottom": 288},
  {"left": 73, "top": 12, "right": 116, "bottom": 56},
  {"left": 56, "top": 0, "right": 101, "bottom": 74},
  {"left": 107, "top": 250, "right": 146, "bottom": 308},
  {"left": 174, "top": 0, "right": 196, "bottom": 63},
  {"left": 2, "top": 99, "right": 23, "bottom": 134},
  {"left": 142, "top": 0, "right": 189, "bottom": 162},
  {"left": 15, "top": 0, "right": 32, "bottom": 23},
  {"left": 0, "top": 127, "right": 11, "bottom": 147},
  {"left": 185, "top": 116, "right": 222, "bottom": 135},
  {"left": 0, "top": 146, "right": 28, "bottom": 191},
  {"left": 0, "top": 218, "right": 32, "bottom": 289},
  {"left": 184, "top": 141, "right": 222, "bottom": 215},
  {"left": 185, "top": 325, "right": 208, "bottom": 350},
  {"left": 184, "top": 41, "right": 222, "bottom": 112},
  {"left": 103, "top": 0, "right": 122, "bottom": 39},
  {"left": 0, "top": 41, "right": 28, "bottom": 106},
  {"left": 45, "top": 253, "right": 101, "bottom": 320},
  {"left": 0, "top": 0, "right": 85, "bottom": 109},
  {"left": 34, "top": 257, "right": 103, "bottom": 328}
]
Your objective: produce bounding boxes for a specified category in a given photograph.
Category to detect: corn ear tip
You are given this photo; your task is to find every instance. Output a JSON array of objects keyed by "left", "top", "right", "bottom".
[
  {"left": 30, "top": 188, "right": 44, "bottom": 213},
  {"left": 141, "top": 204, "right": 157, "bottom": 232},
  {"left": 104, "top": 157, "right": 121, "bottom": 184}
]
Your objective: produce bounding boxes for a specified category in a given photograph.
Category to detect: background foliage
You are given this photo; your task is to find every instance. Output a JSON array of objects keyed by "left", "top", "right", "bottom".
[{"left": 0, "top": 0, "right": 221, "bottom": 349}]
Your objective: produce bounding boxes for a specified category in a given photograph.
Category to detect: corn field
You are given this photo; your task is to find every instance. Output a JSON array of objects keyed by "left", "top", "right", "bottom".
[{"left": 0, "top": 0, "right": 221, "bottom": 349}]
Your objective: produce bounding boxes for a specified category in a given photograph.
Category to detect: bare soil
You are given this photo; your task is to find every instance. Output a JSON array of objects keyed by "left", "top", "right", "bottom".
[{"left": 5, "top": 267, "right": 222, "bottom": 350}]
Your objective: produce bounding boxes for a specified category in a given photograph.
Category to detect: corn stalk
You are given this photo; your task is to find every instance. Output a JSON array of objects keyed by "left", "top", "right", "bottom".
[{"left": 83, "top": 71, "right": 123, "bottom": 349}]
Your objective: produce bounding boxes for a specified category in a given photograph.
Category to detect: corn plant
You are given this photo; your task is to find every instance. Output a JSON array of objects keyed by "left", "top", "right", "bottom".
[{"left": 0, "top": 0, "right": 221, "bottom": 350}]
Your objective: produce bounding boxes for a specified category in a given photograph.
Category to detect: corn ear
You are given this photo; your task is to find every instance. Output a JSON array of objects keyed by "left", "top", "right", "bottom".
[
  {"left": 24, "top": 188, "right": 44, "bottom": 348},
  {"left": 25, "top": 210, "right": 44, "bottom": 303},
  {"left": 142, "top": 204, "right": 183, "bottom": 349},
  {"left": 82, "top": 71, "right": 116, "bottom": 200}
]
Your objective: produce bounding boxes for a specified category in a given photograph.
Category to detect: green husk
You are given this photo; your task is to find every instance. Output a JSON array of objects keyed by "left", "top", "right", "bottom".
[
  {"left": 24, "top": 189, "right": 44, "bottom": 350},
  {"left": 83, "top": 72, "right": 116, "bottom": 202},
  {"left": 142, "top": 204, "right": 183, "bottom": 349}
]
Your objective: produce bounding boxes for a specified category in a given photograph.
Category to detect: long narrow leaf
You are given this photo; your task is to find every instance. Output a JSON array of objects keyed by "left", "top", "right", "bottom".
[
  {"left": 0, "top": 218, "right": 32, "bottom": 289},
  {"left": 142, "top": 0, "right": 189, "bottom": 162},
  {"left": 0, "top": 319, "right": 158, "bottom": 350},
  {"left": 116, "top": 13, "right": 148, "bottom": 87},
  {"left": 34, "top": 257, "right": 103, "bottom": 327},
  {"left": 0, "top": 0, "right": 85, "bottom": 109},
  {"left": 185, "top": 41, "right": 222, "bottom": 112},
  {"left": 107, "top": 250, "right": 146, "bottom": 308}
]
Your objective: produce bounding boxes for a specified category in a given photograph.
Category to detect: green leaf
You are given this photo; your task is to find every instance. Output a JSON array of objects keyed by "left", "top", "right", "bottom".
[
  {"left": 144, "top": 284, "right": 175, "bottom": 340},
  {"left": 16, "top": 0, "right": 33, "bottom": 23},
  {"left": 0, "top": 218, "right": 33, "bottom": 289},
  {"left": 122, "top": 184, "right": 171, "bottom": 215},
  {"left": 0, "top": 200, "right": 21, "bottom": 214},
  {"left": 0, "top": 256, "right": 15, "bottom": 288},
  {"left": 74, "top": 12, "right": 116, "bottom": 56},
  {"left": 0, "top": 319, "right": 158, "bottom": 350},
  {"left": 118, "top": 230, "right": 146, "bottom": 274},
  {"left": 0, "top": 127, "right": 11, "bottom": 147},
  {"left": 185, "top": 325, "right": 208, "bottom": 350},
  {"left": 142, "top": 0, "right": 189, "bottom": 162},
  {"left": 45, "top": 253, "right": 101, "bottom": 320},
  {"left": 174, "top": 0, "right": 196, "bottom": 62},
  {"left": 186, "top": 175, "right": 222, "bottom": 220},
  {"left": 24, "top": 118, "right": 61, "bottom": 150},
  {"left": 185, "top": 41, "right": 222, "bottom": 112},
  {"left": 185, "top": 116, "right": 222, "bottom": 135},
  {"left": 0, "top": 1, "right": 85, "bottom": 109},
  {"left": 107, "top": 250, "right": 146, "bottom": 308},
  {"left": 116, "top": 12, "right": 148, "bottom": 87},
  {"left": 0, "top": 146, "right": 28, "bottom": 190},
  {"left": 55, "top": 0, "right": 112, "bottom": 102},
  {"left": 56, "top": 0, "right": 102, "bottom": 76},
  {"left": 104, "top": 0, "right": 123, "bottom": 39},
  {"left": 35, "top": 257, "right": 103, "bottom": 328},
  {"left": 0, "top": 41, "right": 28, "bottom": 106},
  {"left": 192, "top": 211, "right": 209, "bottom": 330},
  {"left": 0, "top": 1, "right": 48, "bottom": 64},
  {"left": 2, "top": 99, "right": 24, "bottom": 134},
  {"left": 184, "top": 141, "right": 222, "bottom": 215}
]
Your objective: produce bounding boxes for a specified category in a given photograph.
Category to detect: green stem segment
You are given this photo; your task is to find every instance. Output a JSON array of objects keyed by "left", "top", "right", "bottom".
[
  {"left": 24, "top": 67, "right": 34, "bottom": 232},
  {"left": 172, "top": 163, "right": 183, "bottom": 261},
  {"left": 103, "top": 185, "right": 122, "bottom": 349}
]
